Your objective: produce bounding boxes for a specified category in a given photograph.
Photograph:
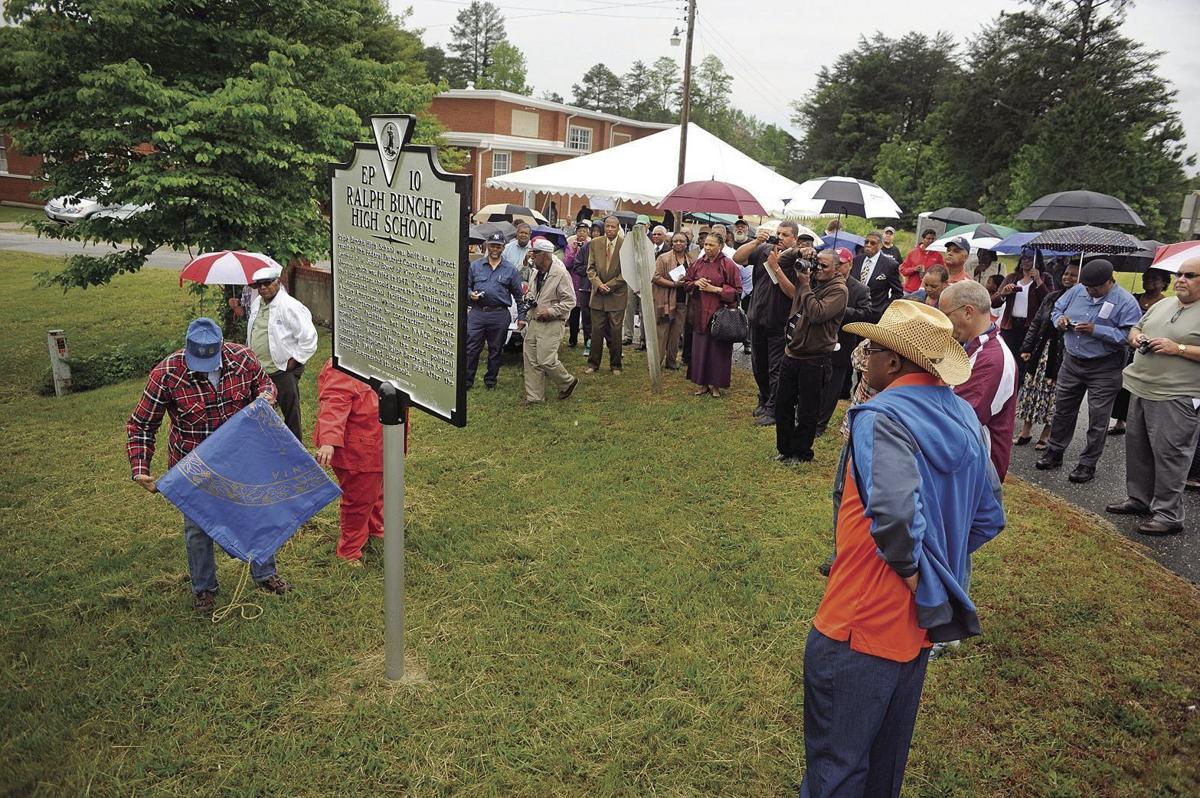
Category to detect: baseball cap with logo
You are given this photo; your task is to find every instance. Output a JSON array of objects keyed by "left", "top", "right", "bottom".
[
  {"left": 184, "top": 317, "right": 223, "bottom": 372},
  {"left": 944, "top": 236, "right": 971, "bottom": 254},
  {"left": 485, "top": 232, "right": 506, "bottom": 245}
]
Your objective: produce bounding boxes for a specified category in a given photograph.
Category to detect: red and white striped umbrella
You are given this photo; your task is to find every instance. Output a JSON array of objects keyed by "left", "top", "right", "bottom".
[
  {"left": 179, "top": 251, "right": 283, "bottom": 286},
  {"left": 1150, "top": 241, "right": 1200, "bottom": 274}
]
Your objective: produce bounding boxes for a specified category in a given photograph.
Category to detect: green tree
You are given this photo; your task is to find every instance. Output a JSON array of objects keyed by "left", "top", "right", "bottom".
[
  {"left": 0, "top": 0, "right": 450, "bottom": 288},
  {"left": 445, "top": 0, "right": 506, "bottom": 88},
  {"left": 689, "top": 55, "right": 733, "bottom": 131},
  {"left": 645, "top": 56, "right": 681, "bottom": 122},
  {"left": 477, "top": 41, "right": 531, "bottom": 94},
  {"left": 422, "top": 45, "right": 449, "bottom": 85},
  {"left": 792, "top": 32, "right": 959, "bottom": 178},
  {"left": 571, "top": 63, "right": 622, "bottom": 114},
  {"left": 621, "top": 60, "right": 651, "bottom": 118}
]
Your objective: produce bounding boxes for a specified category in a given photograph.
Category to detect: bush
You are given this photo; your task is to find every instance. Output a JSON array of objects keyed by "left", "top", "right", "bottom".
[{"left": 39, "top": 340, "right": 181, "bottom": 395}]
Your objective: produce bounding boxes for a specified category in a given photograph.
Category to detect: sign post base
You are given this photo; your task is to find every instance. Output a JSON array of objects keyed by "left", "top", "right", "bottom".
[{"left": 379, "top": 382, "right": 408, "bottom": 681}]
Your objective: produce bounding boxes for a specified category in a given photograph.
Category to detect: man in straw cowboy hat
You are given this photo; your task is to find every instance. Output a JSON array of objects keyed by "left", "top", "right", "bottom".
[{"left": 801, "top": 300, "right": 1006, "bottom": 798}]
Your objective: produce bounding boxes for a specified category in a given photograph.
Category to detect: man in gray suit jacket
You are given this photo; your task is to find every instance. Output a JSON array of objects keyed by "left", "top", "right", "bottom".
[
  {"left": 586, "top": 215, "right": 628, "bottom": 373},
  {"left": 520, "top": 238, "right": 579, "bottom": 404}
]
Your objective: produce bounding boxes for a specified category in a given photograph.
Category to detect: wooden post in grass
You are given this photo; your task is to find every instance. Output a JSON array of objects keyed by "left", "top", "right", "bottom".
[{"left": 46, "top": 329, "right": 71, "bottom": 397}]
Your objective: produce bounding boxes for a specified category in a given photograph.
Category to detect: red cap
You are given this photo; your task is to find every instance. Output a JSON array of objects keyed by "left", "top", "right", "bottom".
[{"left": 835, "top": 247, "right": 854, "bottom": 264}]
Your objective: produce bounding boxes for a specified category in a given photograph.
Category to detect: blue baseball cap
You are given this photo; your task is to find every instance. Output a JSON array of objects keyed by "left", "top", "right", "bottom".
[
  {"left": 185, "top": 318, "right": 222, "bottom": 372},
  {"left": 486, "top": 232, "right": 506, "bottom": 245},
  {"left": 945, "top": 236, "right": 971, "bottom": 254}
]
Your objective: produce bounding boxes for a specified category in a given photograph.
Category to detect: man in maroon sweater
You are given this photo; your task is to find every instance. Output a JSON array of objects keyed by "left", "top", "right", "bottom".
[{"left": 940, "top": 280, "right": 1018, "bottom": 480}]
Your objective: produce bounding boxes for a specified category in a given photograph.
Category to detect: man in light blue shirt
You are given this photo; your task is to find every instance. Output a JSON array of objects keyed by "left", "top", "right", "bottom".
[
  {"left": 502, "top": 223, "right": 534, "bottom": 284},
  {"left": 1037, "top": 259, "right": 1142, "bottom": 483}
]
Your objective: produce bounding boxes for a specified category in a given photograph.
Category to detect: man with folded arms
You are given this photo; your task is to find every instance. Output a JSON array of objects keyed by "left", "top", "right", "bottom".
[
  {"left": 801, "top": 300, "right": 1005, "bottom": 797},
  {"left": 1106, "top": 260, "right": 1200, "bottom": 536}
]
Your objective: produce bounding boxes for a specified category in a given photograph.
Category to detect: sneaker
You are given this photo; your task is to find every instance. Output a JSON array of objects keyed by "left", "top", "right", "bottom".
[
  {"left": 583, "top": 342, "right": 591, "bottom": 356},
  {"left": 929, "top": 640, "right": 961, "bottom": 661},
  {"left": 559, "top": 377, "right": 579, "bottom": 400},
  {"left": 256, "top": 575, "right": 292, "bottom": 594},
  {"left": 193, "top": 590, "right": 216, "bottom": 613}
]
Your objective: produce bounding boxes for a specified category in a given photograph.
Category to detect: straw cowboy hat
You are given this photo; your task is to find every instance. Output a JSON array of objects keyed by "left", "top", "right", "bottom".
[{"left": 844, "top": 300, "right": 972, "bottom": 386}]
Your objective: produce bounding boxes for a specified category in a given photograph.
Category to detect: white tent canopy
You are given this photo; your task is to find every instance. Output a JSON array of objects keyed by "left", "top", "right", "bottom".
[{"left": 486, "top": 124, "right": 813, "bottom": 217}]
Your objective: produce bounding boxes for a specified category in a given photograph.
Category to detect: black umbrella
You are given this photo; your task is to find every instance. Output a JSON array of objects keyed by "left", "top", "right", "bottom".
[
  {"left": 1016, "top": 190, "right": 1144, "bottom": 226},
  {"left": 468, "top": 221, "right": 517, "bottom": 243},
  {"left": 1026, "top": 225, "right": 1141, "bottom": 255},
  {"left": 928, "top": 207, "right": 986, "bottom": 226},
  {"left": 1108, "top": 239, "right": 1166, "bottom": 274}
]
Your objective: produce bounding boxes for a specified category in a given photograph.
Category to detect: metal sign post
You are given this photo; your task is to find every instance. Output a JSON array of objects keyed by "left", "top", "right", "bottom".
[{"left": 329, "top": 115, "right": 470, "bottom": 681}]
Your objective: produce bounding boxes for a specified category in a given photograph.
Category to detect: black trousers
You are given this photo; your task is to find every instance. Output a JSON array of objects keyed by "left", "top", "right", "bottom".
[
  {"left": 816, "top": 363, "right": 852, "bottom": 433},
  {"left": 1000, "top": 321, "right": 1029, "bottom": 384},
  {"left": 750, "top": 324, "right": 786, "bottom": 414},
  {"left": 269, "top": 362, "right": 305, "bottom": 440},
  {"left": 568, "top": 298, "right": 592, "bottom": 345},
  {"left": 776, "top": 355, "right": 831, "bottom": 460}
]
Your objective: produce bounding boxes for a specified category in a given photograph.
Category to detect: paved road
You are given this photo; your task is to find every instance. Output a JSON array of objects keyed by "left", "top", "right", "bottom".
[
  {"left": 733, "top": 344, "right": 1199, "bottom": 583},
  {"left": 1008, "top": 410, "right": 1200, "bottom": 583},
  {"left": 0, "top": 228, "right": 193, "bottom": 268}
]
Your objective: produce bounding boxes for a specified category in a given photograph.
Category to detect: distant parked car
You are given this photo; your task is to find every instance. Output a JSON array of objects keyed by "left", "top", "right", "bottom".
[
  {"left": 44, "top": 194, "right": 150, "bottom": 224},
  {"left": 44, "top": 195, "right": 121, "bottom": 223}
]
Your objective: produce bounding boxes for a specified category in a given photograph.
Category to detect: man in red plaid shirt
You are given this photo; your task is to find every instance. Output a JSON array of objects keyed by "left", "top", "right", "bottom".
[{"left": 127, "top": 318, "right": 292, "bottom": 612}]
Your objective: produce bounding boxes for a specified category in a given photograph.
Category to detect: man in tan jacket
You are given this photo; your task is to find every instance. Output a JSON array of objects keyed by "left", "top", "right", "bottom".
[
  {"left": 586, "top": 215, "right": 627, "bottom": 373},
  {"left": 520, "top": 238, "right": 579, "bottom": 405}
]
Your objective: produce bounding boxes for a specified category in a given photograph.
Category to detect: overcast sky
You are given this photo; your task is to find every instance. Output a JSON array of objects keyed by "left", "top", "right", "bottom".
[{"left": 398, "top": 0, "right": 1200, "bottom": 171}]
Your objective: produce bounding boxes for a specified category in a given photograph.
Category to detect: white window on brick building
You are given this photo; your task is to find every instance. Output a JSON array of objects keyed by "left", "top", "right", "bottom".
[
  {"left": 0, "top": 137, "right": 8, "bottom": 173},
  {"left": 567, "top": 126, "right": 593, "bottom": 152},
  {"left": 492, "top": 151, "right": 510, "bottom": 177}
]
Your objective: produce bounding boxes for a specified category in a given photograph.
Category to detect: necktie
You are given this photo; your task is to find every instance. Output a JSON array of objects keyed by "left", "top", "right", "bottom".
[{"left": 862, "top": 256, "right": 874, "bottom": 284}]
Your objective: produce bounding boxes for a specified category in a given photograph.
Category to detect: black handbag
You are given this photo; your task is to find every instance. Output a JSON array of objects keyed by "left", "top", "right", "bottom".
[{"left": 709, "top": 304, "right": 749, "bottom": 343}]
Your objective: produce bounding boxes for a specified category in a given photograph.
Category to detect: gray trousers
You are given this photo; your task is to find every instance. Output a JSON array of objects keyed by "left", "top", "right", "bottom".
[
  {"left": 1126, "top": 395, "right": 1200, "bottom": 526},
  {"left": 1047, "top": 350, "right": 1126, "bottom": 466},
  {"left": 623, "top": 290, "right": 641, "bottom": 343}
]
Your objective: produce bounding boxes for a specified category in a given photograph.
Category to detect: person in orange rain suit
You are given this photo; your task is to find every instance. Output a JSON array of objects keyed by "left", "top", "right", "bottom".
[{"left": 314, "top": 359, "right": 383, "bottom": 565}]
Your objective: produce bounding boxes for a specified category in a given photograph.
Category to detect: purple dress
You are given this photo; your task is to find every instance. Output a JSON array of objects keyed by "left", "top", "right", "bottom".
[{"left": 685, "top": 255, "right": 742, "bottom": 388}]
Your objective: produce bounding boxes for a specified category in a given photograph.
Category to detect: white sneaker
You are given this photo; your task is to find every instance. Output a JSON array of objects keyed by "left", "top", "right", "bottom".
[{"left": 929, "top": 640, "right": 961, "bottom": 660}]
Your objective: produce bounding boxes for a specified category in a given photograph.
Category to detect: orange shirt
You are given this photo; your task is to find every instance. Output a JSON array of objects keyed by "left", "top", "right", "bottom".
[{"left": 813, "top": 458, "right": 930, "bottom": 662}]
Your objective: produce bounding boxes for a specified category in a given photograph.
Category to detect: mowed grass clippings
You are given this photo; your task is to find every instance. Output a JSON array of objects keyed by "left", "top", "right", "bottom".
[{"left": 1, "top": 253, "right": 1198, "bottom": 797}]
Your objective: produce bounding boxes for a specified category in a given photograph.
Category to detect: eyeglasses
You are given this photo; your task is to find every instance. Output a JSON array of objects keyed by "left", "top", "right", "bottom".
[
  {"left": 1177, "top": 272, "right": 1199, "bottom": 280},
  {"left": 863, "top": 343, "right": 891, "bottom": 356},
  {"left": 940, "top": 304, "right": 965, "bottom": 317},
  {"left": 252, "top": 280, "right": 275, "bottom": 288}
]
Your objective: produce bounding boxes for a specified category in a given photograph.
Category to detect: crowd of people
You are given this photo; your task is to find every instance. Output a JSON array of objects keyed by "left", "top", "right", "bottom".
[{"left": 124, "top": 213, "right": 1199, "bottom": 797}]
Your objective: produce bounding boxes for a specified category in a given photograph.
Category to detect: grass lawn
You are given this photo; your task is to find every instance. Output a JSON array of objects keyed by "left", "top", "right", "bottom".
[
  {"left": 1, "top": 251, "right": 1198, "bottom": 796},
  {"left": 0, "top": 204, "right": 39, "bottom": 226}
]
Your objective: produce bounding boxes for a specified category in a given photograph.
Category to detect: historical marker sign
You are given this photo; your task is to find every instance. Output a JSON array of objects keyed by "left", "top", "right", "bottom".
[{"left": 329, "top": 114, "right": 470, "bottom": 426}]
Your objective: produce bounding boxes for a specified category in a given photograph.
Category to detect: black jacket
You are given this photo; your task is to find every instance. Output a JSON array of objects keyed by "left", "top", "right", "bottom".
[
  {"left": 850, "top": 253, "right": 902, "bottom": 318},
  {"left": 1020, "top": 289, "right": 1066, "bottom": 380},
  {"left": 748, "top": 243, "right": 799, "bottom": 332},
  {"left": 832, "top": 276, "right": 874, "bottom": 369}
]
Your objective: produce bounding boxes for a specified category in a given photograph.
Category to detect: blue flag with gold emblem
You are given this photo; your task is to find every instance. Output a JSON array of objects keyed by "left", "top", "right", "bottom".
[{"left": 157, "top": 398, "right": 340, "bottom": 565}]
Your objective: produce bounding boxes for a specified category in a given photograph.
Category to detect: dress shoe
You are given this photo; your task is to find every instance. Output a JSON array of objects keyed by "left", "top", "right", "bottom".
[
  {"left": 1013, "top": 435, "right": 1032, "bottom": 446},
  {"left": 558, "top": 377, "right": 579, "bottom": 400},
  {"left": 1107, "top": 425, "right": 1126, "bottom": 436},
  {"left": 754, "top": 415, "right": 775, "bottom": 426},
  {"left": 1035, "top": 453, "right": 1063, "bottom": 470},
  {"left": 1105, "top": 499, "right": 1150, "bottom": 516},
  {"left": 1068, "top": 464, "right": 1096, "bottom": 483},
  {"left": 1137, "top": 519, "right": 1183, "bottom": 536}
]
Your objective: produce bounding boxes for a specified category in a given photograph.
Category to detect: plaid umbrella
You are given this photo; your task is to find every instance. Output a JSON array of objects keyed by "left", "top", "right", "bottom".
[
  {"left": 1026, "top": 225, "right": 1141, "bottom": 255},
  {"left": 472, "top": 203, "right": 549, "bottom": 226},
  {"left": 1016, "top": 190, "right": 1144, "bottom": 226}
]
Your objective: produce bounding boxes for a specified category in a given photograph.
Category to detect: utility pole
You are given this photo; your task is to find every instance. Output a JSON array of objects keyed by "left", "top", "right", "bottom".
[{"left": 673, "top": 0, "right": 696, "bottom": 233}]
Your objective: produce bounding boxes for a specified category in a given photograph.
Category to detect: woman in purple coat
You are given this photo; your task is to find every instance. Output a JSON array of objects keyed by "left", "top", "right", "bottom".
[{"left": 685, "top": 233, "right": 743, "bottom": 397}]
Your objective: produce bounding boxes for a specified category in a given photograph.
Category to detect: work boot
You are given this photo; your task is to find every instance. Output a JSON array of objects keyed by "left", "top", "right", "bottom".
[
  {"left": 256, "top": 575, "right": 292, "bottom": 594},
  {"left": 193, "top": 590, "right": 216, "bottom": 613}
]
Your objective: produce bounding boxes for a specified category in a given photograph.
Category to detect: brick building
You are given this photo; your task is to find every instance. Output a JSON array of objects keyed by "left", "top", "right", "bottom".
[
  {"left": 430, "top": 89, "right": 672, "bottom": 221},
  {"left": 0, "top": 133, "right": 45, "bottom": 206}
]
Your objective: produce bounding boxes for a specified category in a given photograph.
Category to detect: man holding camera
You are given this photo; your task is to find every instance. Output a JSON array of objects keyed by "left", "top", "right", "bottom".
[
  {"left": 770, "top": 248, "right": 848, "bottom": 464},
  {"left": 1037, "top": 259, "right": 1142, "bottom": 483},
  {"left": 519, "top": 238, "right": 578, "bottom": 405},
  {"left": 734, "top": 221, "right": 802, "bottom": 426},
  {"left": 1106, "top": 259, "right": 1200, "bottom": 535}
]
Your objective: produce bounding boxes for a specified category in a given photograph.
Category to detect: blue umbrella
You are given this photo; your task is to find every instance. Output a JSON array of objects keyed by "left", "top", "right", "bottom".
[
  {"left": 530, "top": 224, "right": 568, "bottom": 250},
  {"left": 817, "top": 231, "right": 865, "bottom": 250},
  {"left": 993, "top": 231, "right": 1079, "bottom": 257}
]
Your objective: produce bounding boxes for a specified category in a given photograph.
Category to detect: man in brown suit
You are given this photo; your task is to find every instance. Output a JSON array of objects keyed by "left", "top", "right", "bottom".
[
  {"left": 586, "top": 215, "right": 627, "bottom": 373},
  {"left": 519, "top": 238, "right": 579, "bottom": 404}
]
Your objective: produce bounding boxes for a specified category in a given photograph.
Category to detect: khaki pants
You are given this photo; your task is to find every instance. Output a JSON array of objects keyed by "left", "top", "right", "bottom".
[
  {"left": 656, "top": 312, "right": 686, "bottom": 367},
  {"left": 522, "top": 319, "right": 574, "bottom": 401}
]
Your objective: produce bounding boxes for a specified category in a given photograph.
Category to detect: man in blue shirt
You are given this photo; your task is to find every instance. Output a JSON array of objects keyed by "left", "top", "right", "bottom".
[
  {"left": 502, "top": 222, "right": 534, "bottom": 284},
  {"left": 1037, "top": 259, "right": 1142, "bottom": 483},
  {"left": 466, "top": 232, "right": 523, "bottom": 390}
]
